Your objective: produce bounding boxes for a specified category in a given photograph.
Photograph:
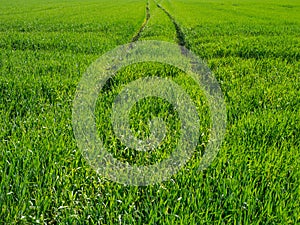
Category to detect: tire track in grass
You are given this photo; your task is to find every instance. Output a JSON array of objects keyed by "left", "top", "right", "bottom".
[
  {"left": 155, "top": 2, "right": 187, "bottom": 54},
  {"left": 131, "top": 0, "right": 151, "bottom": 42},
  {"left": 102, "top": 1, "right": 150, "bottom": 91}
]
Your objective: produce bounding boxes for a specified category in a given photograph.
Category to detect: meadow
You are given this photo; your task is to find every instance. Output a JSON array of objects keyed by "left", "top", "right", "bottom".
[{"left": 0, "top": 0, "right": 299, "bottom": 224}]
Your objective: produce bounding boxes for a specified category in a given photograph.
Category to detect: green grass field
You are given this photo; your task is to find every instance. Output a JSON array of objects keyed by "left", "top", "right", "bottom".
[{"left": 1, "top": 0, "right": 300, "bottom": 224}]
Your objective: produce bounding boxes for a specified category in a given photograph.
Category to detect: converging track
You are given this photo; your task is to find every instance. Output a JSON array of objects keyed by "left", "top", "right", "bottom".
[
  {"left": 155, "top": 2, "right": 186, "bottom": 47},
  {"left": 131, "top": 0, "right": 187, "bottom": 51},
  {"left": 131, "top": 1, "right": 151, "bottom": 42}
]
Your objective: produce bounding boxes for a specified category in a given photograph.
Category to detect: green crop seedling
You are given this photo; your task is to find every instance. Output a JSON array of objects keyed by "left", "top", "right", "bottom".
[{"left": 0, "top": 0, "right": 299, "bottom": 224}]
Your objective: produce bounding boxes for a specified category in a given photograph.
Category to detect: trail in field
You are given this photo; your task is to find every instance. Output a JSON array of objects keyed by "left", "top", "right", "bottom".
[
  {"left": 153, "top": 1, "right": 189, "bottom": 55},
  {"left": 131, "top": 0, "right": 177, "bottom": 43},
  {"left": 131, "top": 0, "right": 150, "bottom": 42},
  {"left": 131, "top": 0, "right": 188, "bottom": 53},
  {"left": 155, "top": 2, "right": 186, "bottom": 47}
]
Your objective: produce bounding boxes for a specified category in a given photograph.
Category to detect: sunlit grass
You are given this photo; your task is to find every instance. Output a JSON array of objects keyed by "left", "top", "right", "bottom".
[{"left": 0, "top": 0, "right": 299, "bottom": 224}]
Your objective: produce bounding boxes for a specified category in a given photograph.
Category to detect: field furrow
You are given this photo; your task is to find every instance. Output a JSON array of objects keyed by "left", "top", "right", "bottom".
[
  {"left": 131, "top": 0, "right": 151, "bottom": 42},
  {"left": 156, "top": 2, "right": 186, "bottom": 47}
]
